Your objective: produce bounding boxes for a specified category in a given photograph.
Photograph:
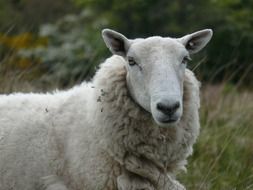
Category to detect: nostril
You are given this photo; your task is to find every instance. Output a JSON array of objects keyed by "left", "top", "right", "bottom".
[
  {"left": 173, "top": 102, "right": 180, "bottom": 110},
  {"left": 156, "top": 101, "right": 180, "bottom": 115},
  {"left": 157, "top": 102, "right": 167, "bottom": 112}
]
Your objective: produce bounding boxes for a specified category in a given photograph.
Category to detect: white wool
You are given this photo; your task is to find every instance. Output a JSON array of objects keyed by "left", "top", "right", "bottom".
[{"left": 0, "top": 55, "right": 200, "bottom": 190}]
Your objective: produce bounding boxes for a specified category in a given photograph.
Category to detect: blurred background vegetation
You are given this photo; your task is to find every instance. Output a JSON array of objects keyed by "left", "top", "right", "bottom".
[{"left": 0, "top": 0, "right": 252, "bottom": 189}]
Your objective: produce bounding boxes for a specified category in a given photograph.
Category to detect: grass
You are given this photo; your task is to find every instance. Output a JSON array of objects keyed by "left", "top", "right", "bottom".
[{"left": 179, "top": 84, "right": 253, "bottom": 190}]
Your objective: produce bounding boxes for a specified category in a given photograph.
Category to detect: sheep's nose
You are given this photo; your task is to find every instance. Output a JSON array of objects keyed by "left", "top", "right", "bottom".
[{"left": 156, "top": 101, "right": 180, "bottom": 116}]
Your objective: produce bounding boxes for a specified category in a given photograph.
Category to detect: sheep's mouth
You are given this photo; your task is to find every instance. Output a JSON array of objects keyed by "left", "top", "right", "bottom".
[
  {"left": 154, "top": 116, "right": 180, "bottom": 127},
  {"left": 160, "top": 118, "right": 178, "bottom": 124}
]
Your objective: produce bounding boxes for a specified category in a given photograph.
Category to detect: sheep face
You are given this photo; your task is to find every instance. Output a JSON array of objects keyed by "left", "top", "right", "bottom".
[{"left": 102, "top": 29, "right": 212, "bottom": 127}]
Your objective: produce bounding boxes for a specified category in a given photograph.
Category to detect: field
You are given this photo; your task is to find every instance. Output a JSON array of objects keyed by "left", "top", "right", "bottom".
[{"left": 180, "top": 85, "right": 253, "bottom": 190}]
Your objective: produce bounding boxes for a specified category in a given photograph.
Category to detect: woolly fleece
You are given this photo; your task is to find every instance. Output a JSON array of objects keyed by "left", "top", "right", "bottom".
[{"left": 0, "top": 55, "right": 200, "bottom": 190}]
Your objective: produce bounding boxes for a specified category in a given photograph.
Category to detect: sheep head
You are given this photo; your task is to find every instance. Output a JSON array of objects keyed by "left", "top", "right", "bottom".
[{"left": 102, "top": 29, "right": 212, "bottom": 127}]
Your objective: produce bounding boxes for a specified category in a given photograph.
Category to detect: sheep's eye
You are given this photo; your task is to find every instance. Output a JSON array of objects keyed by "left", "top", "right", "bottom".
[
  {"left": 182, "top": 56, "right": 191, "bottom": 65},
  {"left": 128, "top": 57, "right": 136, "bottom": 66}
]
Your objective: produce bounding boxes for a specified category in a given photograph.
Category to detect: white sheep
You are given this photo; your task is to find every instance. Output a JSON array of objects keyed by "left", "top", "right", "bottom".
[{"left": 0, "top": 29, "right": 212, "bottom": 190}]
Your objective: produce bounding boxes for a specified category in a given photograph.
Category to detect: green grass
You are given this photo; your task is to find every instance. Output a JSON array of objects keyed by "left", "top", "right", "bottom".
[{"left": 179, "top": 85, "right": 253, "bottom": 190}]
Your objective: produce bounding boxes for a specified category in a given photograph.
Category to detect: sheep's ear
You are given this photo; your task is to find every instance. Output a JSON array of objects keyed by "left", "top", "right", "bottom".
[
  {"left": 102, "top": 29, "right": 130, "bottom": 57},
  {"left": 180, "top": 29, "right": 213, "bottom": 54}
]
